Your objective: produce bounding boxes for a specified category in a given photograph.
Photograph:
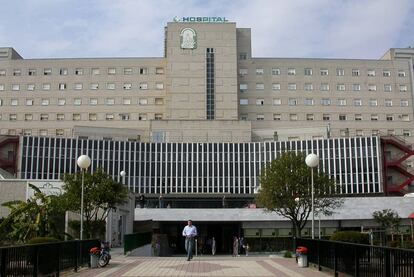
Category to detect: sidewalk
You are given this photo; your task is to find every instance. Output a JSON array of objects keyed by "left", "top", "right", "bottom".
[{"left": 65, "top": 249, "right": 330, "bottom": 277}]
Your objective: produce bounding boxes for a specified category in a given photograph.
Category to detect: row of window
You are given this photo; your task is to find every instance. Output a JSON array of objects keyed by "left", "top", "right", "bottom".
[
  {"left": 0, "top": 97, "right": 164, "bottom": 106},
  {"left": 240, "top": 98, "right": 410, "bottom": 107},
  {"left": 239, "top": 83, "right": 407, "bottom": 92},
  {"left": 0, "top": 82, "right": 164, "bottom": 91},
  {"left": 241, "top": 113, "right": 411, "bottom": 122},
  {"left": 0, "top": 67, "right": 165, "bottom": 77},
  {"left": 239, "top": 65, "right": 407, "bottom": 77},
  {"left": 3, "top": 112, "right": 163, "bottom": 122}
]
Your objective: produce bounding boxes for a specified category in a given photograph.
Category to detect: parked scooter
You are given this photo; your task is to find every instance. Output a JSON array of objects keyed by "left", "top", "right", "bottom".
[{"left": 90, "top": 241, "right": 111, "bottom": 267}]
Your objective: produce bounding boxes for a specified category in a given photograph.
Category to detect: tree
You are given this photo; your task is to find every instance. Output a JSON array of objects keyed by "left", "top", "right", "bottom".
[
  {"left": 61, "top": 168, "right": 129, "bottom": 238},
  {"left": 373, "top": 209, "right": 401, "bottom": 242},
  {"left": 256, "top": 152, "right": 343, "bottom": 238}
]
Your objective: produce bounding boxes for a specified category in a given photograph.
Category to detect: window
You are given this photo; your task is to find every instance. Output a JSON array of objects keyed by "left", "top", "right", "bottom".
[
  {"left": 239, "top": 69, "right": 248, "bottom": 76},
  {"left": 352, "top": 69, "right": 360, "bottom": 76},
  {"left": 120, "top": 113, "right": 130, "bottom": 121},
  {"left": 108, "top": 68, "right": 116, "bottom": 75},
  {"left": 401, "top": 114, "right": 410, "bottom": 121},
  {"left": 0, "top": 84, "right": 4, "bottom": 91},
  {"left": 339, "top": 114, "right": 347, "bottom": 121},
  {"left": 239, "top": 53, "right": 247, "bottom": 60},
  {"left": 403, "top": 130, "right": 411, "bottom": 137},
  {"left": 155, "top": 114, "right": 163, "bottom": 120},
  {"left": 287, "top": 68, "right": 296, "bottom": 75},
  {"left": 27, "top": 84, "right": 35, "bottom": 91},
  {"left": 304, "top": 68, "right": 313, "bottom": 76},
  {"left": 11, "top": 69, "right": 20, "bottom": 76},
  {"left": 306, "top": 114, "right": 314, "bottom": 121},
  {"left": 11, "top": 99, "right": 18, "bottom": 106},
  {"left": 289, "top": 114, "right": 298, "bottom": 121},
  {"left": 156, "top": 83, "right": 164, "bottom": 90},
  {"left": 123, "top": 83, "right": 132, "bottom": 90},
  {"left": 269, "top": 83, "right": 280, "bottom": 91},
  {"left": 41, "top": 99, "right": 49, "bottom": 106},
  {"left": 256, "top": 83, "right": 264, "bottom": 90},
  {"left": 42, "top": 83, "right": 51, "bottom": 90},
  {"left": 12, "top": 84, "right": 20, "bottom": 91},
  {"left": 106, "top": 98, "right": 115, "bottom": 105},
  {"left": 123, "top": 98, "right": 131, "bottom": 105},
  {"left": 91, "top": 68, "right": 100, "bottom": 75},
  {"left": 89, "top": 113, "right": 97, "bottom": 121},
  {"left": 240, "top": 99, "right": 248, "bottom": 105},
  {"left": 138, "top": 113, "right": 147, "bottom": 121},
  {"left": 75, "top": 68, "right": 83, "bottom": 75},
  {"left": 340, "top": 129, "right": 349, "bottom": 137},
  {"left": 124, "top": 68, "right": 133, "bottom": 75},
  {"left": 367, "top": 69, "right": 376, "bottom": 77},
  {"left": 368, "top": 84, "right": 377, "bottom": 91},
  {"left": 320, "top": 69, "right": 329, "bottom": 76},
  {"left": 336, "top": 68, "right": 345, "bottom": 76},
  {"left": 9, "top": 114, "right": 17, "bottom": 121},
  {"left": 58, "top": 99, "right": 66, "bottom": 106},
  {"left": 352, "top": 84, "right": 361, "bottom": 91},
  {"left": 355, "top": 114, "right": 362, "bottom": 121},
  {"left": 399, "top": 85, "right": 408, "bottom": 92},
  {"left": 323, "top": 114, "right": 331, "bottom": 121},
  {"left": 256, "top": 99, "right": 264, "bottom": 106},
  {"left": 338, "top": 99, "right": 347, "bottom": 106},
  {"left": 43, "top": 68, "right": 52, "bottom": 75},
  {"left": 28, "top": 69, "right": 36, "bottom": 76},
  {"left": 371, "top": 114, "right": 379, "bottom": 121},
  {"left": 106, "top": 113, "right": 114, "bottom": 121},
  {"left": 384, "top": 84, "right": 392, "bottom": 92},
  {"left": 321, "top": 99, "right": 331, "bottom": 106},
  {"left": 56, "top": 114, "right": 65, "bottom": 121},
  {"left": 320, "top": 83, "right": 329, "bottom": 91},
  {"left": 386, "top": 115, "right": 394, "bottom": 121},
  {"left": 40, "top": 114, "right": 49, "bottom": 121},
  {"left": 271, "top": 68, "right": 280, "bottom": 75},
  {"left": 304, "top": 83, "right": 313, "bottom": 91},
  {"left": 372, "top": 130, "right": 379, "bottom": 136},
  {"left": 273, "top": 98, "right": 281, "bottom": 106},
  {"left": 356, "top": 130, "right": 364, "bottom": 137},
  {"left": 59, "top": 68, "right": 68, "bottom": 75},
  {"left": 385, "top": 99, "right": 393, "bottom": 107},
  {"left": 288, "top": 98, "right": 297, "bottom": 106},
  {"left": 139, "top": 98, "right": 148, "bottom": 105},
  {"left": 401, "top": 99, "right": 409, "bottom": 107},
  {"left": 139, "top": 83, "right": 148, "bottom": 90},
  {"left": 353, "top": 99, "right": 362, "bottom": 106},
  {"left": 89, "top": 98, "right": 98, "bottom": 105},
  {"left": 26, "top": 99, "right": 33, "bottom": 106},
  {"left": 24, "top": 114, "right": 33, "bottom": 121},
  {"left": 304, "top": 98, "right": 314, "bottom": 106},
  {"left": 74, "top": 98, "right": 82, "bottom": 106},
  {"left": 58, "top": 83, "right": 67, "bottom": 90},
  {"left": 107, "top": 83, "right": 115, "bottom": 90},
  {"left": 155, "top": 98, "right": 164, "bottom": 105},
  {"left": 273, "top": 113, "right": 281, "bottom": 121},
  {"left": 90, "top": 83, "right": 99, "bottom": 90},
  {"left": 74, "top": 83, "right": 83, "bottom": 90},
  {"left": 288, "top": 83, "right": 296, "bottom": 90},
  {"left": 383, "top": 70, "right": 391, "bottom": 77},
  {"left": 256, "top": 68, "right": 264, "bottom": 75},
  {"left": 72, "top": 114, "right": 81, "bottom": 121},
  {"left": 369, "top": 99, "right": 378, "bottom": 107},
  {"left": 337, "top": 84, "right": 346, "bottom": 91},
  {"left": 240, "top": 84, "right": 248, "bottom": 92},
  {"left": 139, "top": 67, "right": 148, "bottom": 75},
  {"left": 256, "top": 114, "right": 264, "bottom": 121},
  {"left": 240, "top": 114, "right": 248, "bottom": 120},
  {"left": 398, "top": 70, "right": 406, "bottom": 77},
  {"left": 156, "top": 67, "right": 164, "bottom": 74}
]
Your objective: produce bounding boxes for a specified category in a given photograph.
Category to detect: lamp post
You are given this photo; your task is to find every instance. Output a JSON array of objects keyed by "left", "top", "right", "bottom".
[
  {"left": 120, "top": 170, "right": 126, "bottom": 184},
  {"left": 77, "top": 155, "right": 91, "bottom": 240},
  {"left": 305, "top": 153, "right": 319, "bottom": 239}
]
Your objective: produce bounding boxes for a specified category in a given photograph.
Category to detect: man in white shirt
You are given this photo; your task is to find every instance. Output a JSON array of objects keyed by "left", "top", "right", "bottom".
[{"left": 182, "top": 220, "right": 197, "bottom": 261}]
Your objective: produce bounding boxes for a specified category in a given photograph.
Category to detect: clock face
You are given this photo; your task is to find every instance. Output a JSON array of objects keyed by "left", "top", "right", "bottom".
[{"left": 180, "top": 28, "right": 197, "bottom": 49}]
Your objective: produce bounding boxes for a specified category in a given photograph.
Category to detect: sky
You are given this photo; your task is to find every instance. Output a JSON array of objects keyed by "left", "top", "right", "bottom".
[{"left": 1, "top": 0, "right": 413, "bottom": 59}]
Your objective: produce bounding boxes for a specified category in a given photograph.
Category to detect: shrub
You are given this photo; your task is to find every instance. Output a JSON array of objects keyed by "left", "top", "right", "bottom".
[
  {"left": 28, "top": 237, "right": 60, "bottom": 244},
  {"left": 403, "top": 240, "right": 414, "bottom": 249},
  {"left": 330, "top": 231, "right": 369, "bottom": 244},
  {"left": 283, "top": 250, "right": 293, "bottom": 258}
]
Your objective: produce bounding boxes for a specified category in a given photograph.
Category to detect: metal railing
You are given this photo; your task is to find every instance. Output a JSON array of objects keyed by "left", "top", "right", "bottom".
[
  {"left": 124, "top": 232, "right": 152, "bottom": 255},
  {"left": 296, "top": 238, "right": 414, "bottom": 277},
  {"left": 0, "top": 239, "right": 99, "bottom": 277}
]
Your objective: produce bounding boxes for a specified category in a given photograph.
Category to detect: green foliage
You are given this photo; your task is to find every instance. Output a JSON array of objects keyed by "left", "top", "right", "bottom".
[
  {"left": 28, "top": 237, "right": 60, "bottom": 244},
  {"left": 256, "top": 152, "right": 343, "bottom": 237},
  {"left": 330, "top": 231, "right": 369, "bottom": 244},
  {"left": 61, "top": 168, "right": 129, "bottom": 238},
  {"left": 283, "top": 250, "right": 293, "bottom": 258},
  {"left": 372, "top": 209, "right": 401, "bottom": 235}
]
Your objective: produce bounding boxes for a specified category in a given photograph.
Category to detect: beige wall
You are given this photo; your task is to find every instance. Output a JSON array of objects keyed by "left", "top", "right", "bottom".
[{"left": 0, "top": 180, "right": 26, "bottom": 218}]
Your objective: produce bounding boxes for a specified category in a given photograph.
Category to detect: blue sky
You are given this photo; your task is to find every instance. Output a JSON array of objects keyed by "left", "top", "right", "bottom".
[{"left": 1, "top": 0, "right": 413, "bottom": 59}]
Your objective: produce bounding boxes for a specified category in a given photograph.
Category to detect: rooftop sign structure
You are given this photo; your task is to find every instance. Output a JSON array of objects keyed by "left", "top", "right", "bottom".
[{"left": 173, "top": 16, "right": 228, "bottom": 23}]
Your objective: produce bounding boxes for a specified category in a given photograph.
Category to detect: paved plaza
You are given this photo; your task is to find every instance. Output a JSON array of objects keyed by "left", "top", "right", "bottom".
[{"left": 66, "top": 251, "right": 330, "bottom": 277}]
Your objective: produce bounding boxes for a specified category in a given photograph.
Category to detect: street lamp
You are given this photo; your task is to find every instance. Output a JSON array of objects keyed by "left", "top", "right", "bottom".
[
  {"left": 120, "top": 170, "right": 126, "bottom": 184},
  {"left": 305, "top": 153, "right": 319, "bottom": 239},
  {"left": 77, "top": 155, "right": 91, "bottom": 240}
]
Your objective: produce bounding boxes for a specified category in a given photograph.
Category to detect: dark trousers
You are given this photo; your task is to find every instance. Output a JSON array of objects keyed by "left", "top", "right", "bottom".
[{"left": 185, "top": 237, "right": 194, "bottom": 260}]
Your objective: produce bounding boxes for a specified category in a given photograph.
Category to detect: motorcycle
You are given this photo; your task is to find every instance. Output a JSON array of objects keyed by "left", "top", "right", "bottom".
[{"left": 90, "top": 241, "right": 111, "bottom": 267}]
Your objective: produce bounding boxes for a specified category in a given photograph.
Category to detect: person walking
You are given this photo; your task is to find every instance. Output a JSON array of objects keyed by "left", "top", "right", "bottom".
[
  {"left": 182, "top": 220, "right": 197, "bottom": 261},
  {"left": 232, "top": 236, "right": 239, "bottom": 257},
  {"left": 211, "top": 237, "right": 216, "bottom": 256}
]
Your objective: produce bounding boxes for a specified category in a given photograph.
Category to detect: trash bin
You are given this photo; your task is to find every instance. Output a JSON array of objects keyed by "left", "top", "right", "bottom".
[
  {"left": 296, "top": 246, "right": 308, "bottom": 268},
  {"left": 89, "top": 247, "right": 100, "bottom": 268}
]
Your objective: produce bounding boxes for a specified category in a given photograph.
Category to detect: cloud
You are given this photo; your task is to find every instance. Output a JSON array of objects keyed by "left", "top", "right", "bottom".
[{"left": 1, "top": 0, "right": 413, "bottom": 59}]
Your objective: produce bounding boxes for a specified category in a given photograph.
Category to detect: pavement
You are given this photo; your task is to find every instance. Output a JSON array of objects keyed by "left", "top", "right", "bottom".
[{"left": 64, "top": 248, "right": 330, "bottom": 277}]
